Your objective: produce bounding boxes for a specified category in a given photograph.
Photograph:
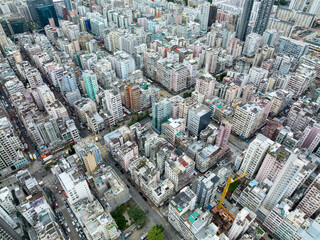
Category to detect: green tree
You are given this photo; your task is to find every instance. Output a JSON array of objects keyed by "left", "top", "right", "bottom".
[
  {"left": 183, "top": 91, "right": 192, "bottom": 98},
  {"left": 128, "top": 205, "right": 146, "bottom": 226},
  {"left": 111, "top": 212, "right": 127, "bottom": 231},
  {"left": 117, "top": 204, "right": 127, "bottom": 214},
  {"left": 148, "top": 225, "right": 164, "bottom": 240}
]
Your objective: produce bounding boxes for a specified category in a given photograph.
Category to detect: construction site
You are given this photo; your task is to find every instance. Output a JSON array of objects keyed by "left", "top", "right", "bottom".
[{"left": 211, "top": 173, "right": 247, "bottom": 234}]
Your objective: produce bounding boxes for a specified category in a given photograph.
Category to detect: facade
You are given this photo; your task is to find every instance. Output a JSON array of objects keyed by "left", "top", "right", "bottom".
[
  {"left": 152, "top": 99, "right": 171, "bottom": 131},
  {"left": 216, "top": 119, "right": 232, "bottom": 154},
  {"left": 93, "top": 166, "right": 130, "bottom": 212},
  {"left": 239, "top": 134, "right": 274, "bottom": 178},
  {"left": 187, "top": 104, "right": 211, "bottom": 136},
  {"left": 236, "top": 0, "right": 254, "bottom": 41},
  {"left": 162, "top": 118, "right": 186, "bottom": 144},
  {"left": 195, "top": 73, "right": 216, "bottom": 99},
  {"left": 193, "top": 171, "right": 219, "bottom": 207},
  {"left": 165, "top": 154, "right": 195, "bottom": 192},
  {"left": 297, "top": 176, "right": 320, "bottom": 218},
  {"left": 83, "top": 70, "right": 99, "bottom": 100},
  {"left": 228, "top": 207, "right": 256, "bottom": 240},
  {"left": 58, "top": 168, "right": 93, "bottom": 205},
  {"left": 263, "top": 152, "right": 304, "bottom": 210},
  {"left": 253, "top": 0, "right": 274, "bottom": 35}
]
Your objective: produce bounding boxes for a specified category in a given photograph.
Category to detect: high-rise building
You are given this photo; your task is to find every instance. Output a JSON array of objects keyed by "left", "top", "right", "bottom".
[
  {"left": 243, "top": 33, "right": 262, "bottom": 57},
  {"left": 83, "top": 70, "right": 99, "bottom": 100},
  {"left": 193, "top": 171, "right": 219, "bottom": 207},
  {"left": 236, "top": 0, "right": 254, "bottom": 41},
  {"left": 275, "top": 37, "right": 309, "bottom": 60},
  {"left": 195, "top": 73, "right": 216, "bottom": 99},
  {"left": 61, "top": 71, "right": 77, "bottom": 93},
  {"left": 26, "top": 0, "right": 58, "bottom": 27},
  {"left": 126, "top": 84, "right": 142, "bottom": 113},
  {"left": 58, "top": 168, "right": 93, "bottom": 205},
  {"left": 199, "top": 2, "right": 210, "bottom": 31},
  {"left": 233, "top": 102, "right": 270, "bottom": 139},
  {"left": 263, "top": 152, "right": 304, "bottom": 210},
  {"left": 228, "top": 207, "right": 256, "bottom": 240},
  {"left": 253, "top": 0, "right": 275, "bottom": 35},
  {"left": 187, "top": 104, "right": 211, "bottom": 136},
  {"left": 162, "top": 118, "right": 186, "bottom": 144},
  {"left": 25, "top": 67, "right": 43, "bottom": 88},
  {"left": 102, "top": 89, "right": 123, "bottom": 126},
  {"left": 64, "top": 0, "right": 72, "bottom": 11},
  {"left": 152, "top": 99, "right": 171, "bottom": 131},
  {"left": 165, "top": 154, "right": 195, "bottom": 192},
  {"left": 216, "top": 119, "right": 232, "bottom": 154},
  {"left": 239, "top": 134, "right": 274, "bottom": 178}
]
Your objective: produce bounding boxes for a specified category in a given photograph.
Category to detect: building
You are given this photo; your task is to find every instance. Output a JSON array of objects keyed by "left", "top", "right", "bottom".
[
  {"left": 193, "top": 171, "right": 219, "bottom": 207},
  {"left": 93, "top": 166, "right": 130, "bottom": 212},
  {"left": 275, "top": 37, "right": 309, "bottom": 60},
  {"left": 187, "top": 104, "right": 211, "bottom": 136},
  {"left": 233, "top": 180, "right": 267, "bottom": 213},
  {"left": 264, "top": 203, "right": 306, "bottom": 240},
  {"left": 102, "top": 89, "right": 123, "bottom": 125},
  {"left": 195, "top": 73, "right": 216, "bottom": 99},
  {"left": 83, "top": 70, "right": 99, "bottom": 100},
  {"left": 152, "top": 99, "right": 171, "bottom": 132},
  {"left": 73, "top": 98, "right": 97, "bottom": 123},
  {"left": 149, "top": 179, "right": 175, "bottom": 207},
  {"left": 126, "top": 84, "right": 142, "bottom": 113},
  {"left": 263, "top": 152, "right": 304, "bottom": 210},
  {"left": 255, "top": 145, "right": 290, "bottom": 184},
  {"left": 233, "top": 102, "right": 270, "bottom": 139},
  {"left": 168, "top": 186, "right": 213, "bottom": 240},
  {"left": 297, "top": 176, "right": 320, "bottom": 218},
  {"left": 243, "top": 33, "right": 262, "bottom": 57},
  {"left": 216, "top": 119, "right": 232, "bottom": 154},
  {"left": 58, "top": 168, "right": 93, "bottom": 205},
  {"left": 228, "top": 207, "right": 256, "bottom": 240},
  {"left": 72, "top": 198, "right": 120, "bottom": 240},
  {"left": 236, "top": 0, "right": 254, "bottom": 41},
  {"left": 116, "top": 141, "right": 139, "bottom": 172},
  {"left": 26, "top": 0, "right": 58, "bottom": 27},
  {"left": 239, "top": 134, "right": 274, "bottom": 178},
  {"left": 196, "top": 144, "right": 220, "bottom": 173},
  {"left": 253, "top": 0, "right": 274, "bottom": 35},
  {"left": 165, "top": 154, "right": 195, "bottom": 192},
  {"left": 162, "top": 118, "right": 186, "bottom": 144}
]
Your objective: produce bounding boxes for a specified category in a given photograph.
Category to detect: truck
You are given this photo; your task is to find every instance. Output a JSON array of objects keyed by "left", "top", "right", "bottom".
[{"left": 43, "top": 155, "right": 53, "bottom": 163}]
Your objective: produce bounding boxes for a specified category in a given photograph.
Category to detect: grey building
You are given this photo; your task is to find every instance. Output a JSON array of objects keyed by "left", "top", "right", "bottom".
[
  {"left": 236, "top": 0, "right": 254, "bottom": 41},
  {"left": 187, "top": 104, "right": 211, "bottom": 136},
  {"left": 193, "top": 171, "right": 220, "bottom": 207},
  {"left": 253, "top": 0, "right": 275, "bottom": 35}
]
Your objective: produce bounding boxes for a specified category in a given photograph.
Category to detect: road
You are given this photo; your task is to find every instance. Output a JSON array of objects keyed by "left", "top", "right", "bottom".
[{"left": 103, "top": 156, "right": 180, "bottom": 240}]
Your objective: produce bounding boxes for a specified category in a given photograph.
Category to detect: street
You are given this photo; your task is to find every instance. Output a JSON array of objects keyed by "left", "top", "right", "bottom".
[{"left": 103, "top": 156, "right": 181, "bottom": 240}]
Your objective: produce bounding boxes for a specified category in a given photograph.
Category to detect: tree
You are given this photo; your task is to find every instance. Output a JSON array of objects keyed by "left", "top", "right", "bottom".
[
  {"left": 128, "top": 205, "right": 146, "bottom": 226},
  {"left": 183, "top": 91, "right": 192, "bottom": 98},
  {"left": 111, "top": 211, "right": 127, "bottom": 231},
  {"left": 148, "top": 225, "right": 164, "bottom": 240},
  {"left": 117, "top": 204, "right": 127, "bottom": 214}
]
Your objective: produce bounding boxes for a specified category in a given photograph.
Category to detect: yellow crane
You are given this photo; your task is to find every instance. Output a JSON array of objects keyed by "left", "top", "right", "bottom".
[{"left": 217, "top": 173, "right": 247, "bottom": 210}]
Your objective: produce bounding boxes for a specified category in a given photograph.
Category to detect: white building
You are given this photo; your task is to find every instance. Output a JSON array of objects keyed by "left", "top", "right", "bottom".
[
  {"left": 58, "top": 169, "right": 93, "bottom": 205},
  {"left": 228, "top": 207, "right": 256, "bottom": 240},
  {"left": 239, "top": 134, "right": 274, "bottom": 178}
]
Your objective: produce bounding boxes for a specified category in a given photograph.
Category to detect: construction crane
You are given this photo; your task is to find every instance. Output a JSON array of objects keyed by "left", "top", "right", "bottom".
[{"left": 217, "top": 173, "right": 247, "bottom": 210}]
